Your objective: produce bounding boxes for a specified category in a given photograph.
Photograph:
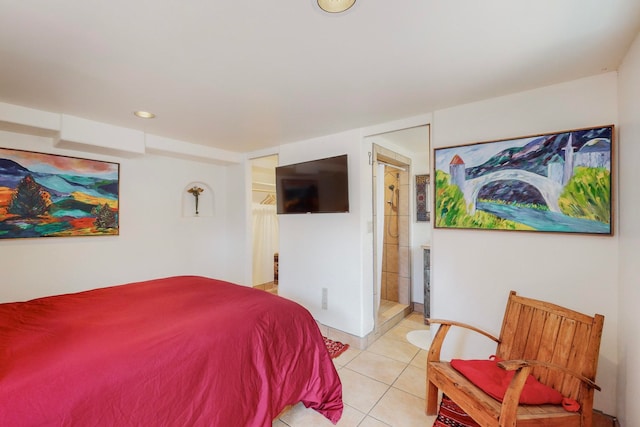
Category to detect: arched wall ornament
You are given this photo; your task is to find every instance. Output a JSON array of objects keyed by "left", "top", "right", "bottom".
[{"left": 182, "top": 182, "right": 213, "bottom": 217}]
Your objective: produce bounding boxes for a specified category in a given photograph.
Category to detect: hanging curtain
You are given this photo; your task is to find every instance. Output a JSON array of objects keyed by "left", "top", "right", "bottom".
[
  {"left": 252, "top": 203, "right": 279, "bottom": 286},
  {"left": 375, "top": 163, "right": 386, "bottom": 313}
]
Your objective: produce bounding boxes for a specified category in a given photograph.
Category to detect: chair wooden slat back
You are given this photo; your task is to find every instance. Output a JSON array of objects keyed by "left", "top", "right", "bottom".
[{"left": 495, "top": 291, "right": 604, "bottom": 401}]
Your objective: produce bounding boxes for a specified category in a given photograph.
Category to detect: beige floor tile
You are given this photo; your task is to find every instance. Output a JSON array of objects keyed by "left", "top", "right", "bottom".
[
  {"left": 398, "top": 313, "right": 428, "bottom": 330},
  {"left": 392, "top": 365, "right": 426, "bottom": 399},
  {"left": 382, "top": 324, "right": 413, "bottom": 344},
  {"left": 366, "top": 336, "right": 419, "bottom": 364},
  {"left": 277, "top": 402, "right": 333, "bottom": 427},
  {"left": 278, "top": 402, "right": 365, "bottom": 427},
  {"left": 369, "top": 387, "right": 434, "bottom": 427},
  {"left": 338, "top": 368, "right": 390, "bottom": 414},
  {"left": 409, "top": 349, "right": 427, "bottom": 370},
  {"left": 335, "top": 405, "right": 366, "bottom": 426},
  {"left": 346, "top": 351, "right": 406, "bottom": 385},
  {"left": 358, "top": 416, "right": 392, "bottom": 426},
  {"left": 280, "top": 312, "right": 434, "bottom": 426},
  {"left": 332, "top": 346, "right": 361, "bottom": 368}
]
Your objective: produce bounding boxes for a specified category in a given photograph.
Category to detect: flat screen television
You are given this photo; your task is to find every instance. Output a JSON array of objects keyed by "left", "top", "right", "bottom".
[{"left": 275, "top": 154, "right": 349, "bottom": 214}]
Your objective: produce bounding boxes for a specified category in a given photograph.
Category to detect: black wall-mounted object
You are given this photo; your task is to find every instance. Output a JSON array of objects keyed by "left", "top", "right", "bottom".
[{"left": 275, "top": 154, "right": 349, "bottom": 214}]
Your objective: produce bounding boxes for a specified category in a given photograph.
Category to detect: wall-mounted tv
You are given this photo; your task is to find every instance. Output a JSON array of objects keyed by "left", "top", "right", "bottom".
[{"left": 275, "top": 154, "right": 349, "bottom": 214}]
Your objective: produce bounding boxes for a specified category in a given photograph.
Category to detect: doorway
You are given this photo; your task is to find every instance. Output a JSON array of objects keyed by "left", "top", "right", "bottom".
[
  {"left": 372, "top": 145, "right": 411, "bottom": 329},
  {"left": 251, "top": 155, "right": 279, "bottom": 294},
  {"left": 369, "top": 124, "right": 431, "bottom": 335}
]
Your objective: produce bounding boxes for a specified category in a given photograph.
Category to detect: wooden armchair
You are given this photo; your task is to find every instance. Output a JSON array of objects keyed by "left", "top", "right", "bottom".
[{"left": 426, "top": 291, "right": 604, "bottom": 427}]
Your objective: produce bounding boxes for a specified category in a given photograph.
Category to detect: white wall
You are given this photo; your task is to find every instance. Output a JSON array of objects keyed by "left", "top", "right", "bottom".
[
  {"left": 277, "top": 129, "right": 371, "bottom": 337},
  {"left": 224, "top": 162, "right": 251, "bottom": 286},
  {"left": 616, "top": 31, "right": 640, "bottom": 427},
  {"left": 0, "top": 129, "right": 248, "bottom": 302},
  {"left": 430, "top": 72, "right": 619, "bottom": 415}
]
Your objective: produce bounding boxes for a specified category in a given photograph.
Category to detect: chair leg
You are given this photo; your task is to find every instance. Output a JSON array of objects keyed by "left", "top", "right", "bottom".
[{"left": 426, "top": 380, "right": 439, "bottom": 415}]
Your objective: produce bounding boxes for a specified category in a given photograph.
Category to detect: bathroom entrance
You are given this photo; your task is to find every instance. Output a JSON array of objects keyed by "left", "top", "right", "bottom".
[{"left": 372, "top": 144, "right": 411, "bottom": 329}]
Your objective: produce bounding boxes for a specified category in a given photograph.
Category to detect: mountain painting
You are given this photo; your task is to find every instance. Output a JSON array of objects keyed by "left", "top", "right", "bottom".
[
  {"left": 434, "top": 125, "right": 613, "bottom": 235},
  {"left": 0, "top": 148, "right": 119, "bottom": 239}
]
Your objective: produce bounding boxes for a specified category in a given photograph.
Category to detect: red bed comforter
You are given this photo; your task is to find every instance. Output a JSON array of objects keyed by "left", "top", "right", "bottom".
[{"left": 0, "top": 276, "right": 343, "bottom": 426}]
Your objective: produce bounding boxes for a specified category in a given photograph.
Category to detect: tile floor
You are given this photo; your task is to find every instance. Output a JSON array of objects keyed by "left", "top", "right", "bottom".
[{"left": 273, "top": 312, "right": 438, "bottom": 427}]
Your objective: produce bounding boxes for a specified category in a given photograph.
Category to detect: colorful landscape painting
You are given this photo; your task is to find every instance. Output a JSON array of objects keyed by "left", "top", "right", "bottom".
[
  {"left": 0, "top": 148, "right": 119, "bottom": 239},
  {"left": 434, "top": 125, "right": 613, "bottom": 235}
]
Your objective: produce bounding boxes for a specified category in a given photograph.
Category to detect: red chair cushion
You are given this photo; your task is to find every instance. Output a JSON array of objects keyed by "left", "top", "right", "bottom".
[{"left": 450, "top": 356, "right": 564, "bottom": 405}]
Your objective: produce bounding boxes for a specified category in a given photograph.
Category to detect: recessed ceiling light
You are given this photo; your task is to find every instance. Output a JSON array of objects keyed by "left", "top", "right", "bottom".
[
  {"left": 134, "top": 110, "right": 156, "bottom": 119},
  {"left": 317, "top": 0, "right": 355, "bottom": 13}
]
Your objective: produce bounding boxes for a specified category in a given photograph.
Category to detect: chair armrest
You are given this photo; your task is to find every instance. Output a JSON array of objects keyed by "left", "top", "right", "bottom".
[
  {"left": 493, "top": 359, "right": 601, "bottom": 426},
  {"left": 426, "top": 318, "right": 500, "bottom": 363},
  {"left": 497, "top": 359, "right": 601, "bottom": 391}
]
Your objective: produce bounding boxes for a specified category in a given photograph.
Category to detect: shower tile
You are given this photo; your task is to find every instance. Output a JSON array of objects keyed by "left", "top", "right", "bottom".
[
  {"left": 387, "top": 274, "right": 399, "bottom": 301},
  {"left": 398, "top": 246, "right": 410, "bottom": 277},
  {"left": 398, "top": 277, "right": 410, "bottom": 304},
  {"left": 398, "top": 215, "right": 409, "bottom": 247},
  {"left": 384, "top": 214, "right": 398, "bottom": 238},
  {"left": 381, "top": 244, "right": 388, "bottom": 269},
  {"left": 399, "top": 185, "right": 409, "bottom": 213},
  {"left": 385, "top": 245, "right": 399, "bottom": 273}
]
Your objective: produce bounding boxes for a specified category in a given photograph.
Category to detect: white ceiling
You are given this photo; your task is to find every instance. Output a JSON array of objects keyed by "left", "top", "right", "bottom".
[{"left": 1, "top": 1, "right": 639, "bottom": 154}]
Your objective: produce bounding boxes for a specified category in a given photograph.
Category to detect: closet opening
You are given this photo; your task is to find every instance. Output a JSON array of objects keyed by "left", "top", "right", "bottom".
[{"left": 251, "top": 155, "right": 279, "bottom": 295}]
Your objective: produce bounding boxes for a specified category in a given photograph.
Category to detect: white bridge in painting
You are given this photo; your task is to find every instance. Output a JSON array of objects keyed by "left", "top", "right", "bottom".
[{"left": 462, "top": 169, "right": 563, "bottom": 214}]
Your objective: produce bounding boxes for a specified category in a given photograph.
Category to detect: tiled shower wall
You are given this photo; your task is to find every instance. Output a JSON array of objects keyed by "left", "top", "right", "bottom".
[{"left": 381, "top": 165, "right": 410, "bottom": 304}]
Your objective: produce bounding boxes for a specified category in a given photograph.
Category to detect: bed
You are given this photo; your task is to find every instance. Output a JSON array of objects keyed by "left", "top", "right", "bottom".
[{"left": 0, "top": 275, "right": 343, "bottom": 426}]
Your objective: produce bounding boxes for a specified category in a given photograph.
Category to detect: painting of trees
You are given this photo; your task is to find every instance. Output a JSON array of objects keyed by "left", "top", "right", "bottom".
[
  {"left": 8, "top": 175, "right": 51, "bottom": 218},
  {"left": 0, "top": 148, "right": 119, "bottom": 239}
]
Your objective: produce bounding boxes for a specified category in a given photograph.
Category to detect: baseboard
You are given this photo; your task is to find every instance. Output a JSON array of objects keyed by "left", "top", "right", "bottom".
[
  {"left": 317, "top": 306, "right": 416, "bottom": 350},
  {"left": 593, "top": 410, "right": 620, "bottom": 427}
]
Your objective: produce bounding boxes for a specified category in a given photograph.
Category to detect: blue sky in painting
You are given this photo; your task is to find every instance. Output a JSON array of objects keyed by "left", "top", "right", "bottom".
[
  {"left": 435, "top": 136, "right": 536, "bottom": 172},
  {"left": 27, "top": 162, "right": 118, "bottom": 179},
  {"left": 2, "top": 148, "right": 118, "bottom": 179}
]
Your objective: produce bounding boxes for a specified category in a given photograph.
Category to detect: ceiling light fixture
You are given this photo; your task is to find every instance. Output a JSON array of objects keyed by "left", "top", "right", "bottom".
[
  {"left": 317, "top": 0, "right": 355, "bottom": 13},
  {"left": 134, "top": 110, "right": 156, "bottom": 119}
]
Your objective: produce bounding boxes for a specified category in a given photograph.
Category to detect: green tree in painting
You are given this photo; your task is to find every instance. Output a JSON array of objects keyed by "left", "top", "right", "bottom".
[
  {"left": 8, "top": 174, "right": 51, "bottom": 218},
  {"left": 559, "top": 167, "right": 610, "bottom": 223},
  {"left": 435, "top": 169, "right": 469, "bottom": 227},
  {"left": 92, "top": 203, "right": 117, "bottom": 229}
]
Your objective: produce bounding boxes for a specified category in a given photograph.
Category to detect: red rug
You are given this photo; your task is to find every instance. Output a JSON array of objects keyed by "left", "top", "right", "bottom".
[
  {"left": 323, "top": 336, "right": 349, "bottom": 359},
  {"left": 433, "top": 395, "right": 480, "bottom": 427}
]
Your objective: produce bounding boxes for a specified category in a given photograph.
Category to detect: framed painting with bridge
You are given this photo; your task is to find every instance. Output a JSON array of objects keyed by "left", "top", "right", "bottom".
[{"left": 433, "top": 125, "right": 613, "bottom": 235}]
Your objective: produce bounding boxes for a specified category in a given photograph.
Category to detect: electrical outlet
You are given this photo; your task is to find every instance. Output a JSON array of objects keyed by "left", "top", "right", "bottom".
[{"left": 321, "top": 288, "right": 328, "bottom": 310}]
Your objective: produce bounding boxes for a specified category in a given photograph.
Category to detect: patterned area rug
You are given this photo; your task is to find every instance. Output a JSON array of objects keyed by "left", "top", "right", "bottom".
[
  {"left": 323, "top": 336, "right": 350, "bottom": 359},
  {"left": 433, "top": 395, "right": 480, "bottom": 427}
]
